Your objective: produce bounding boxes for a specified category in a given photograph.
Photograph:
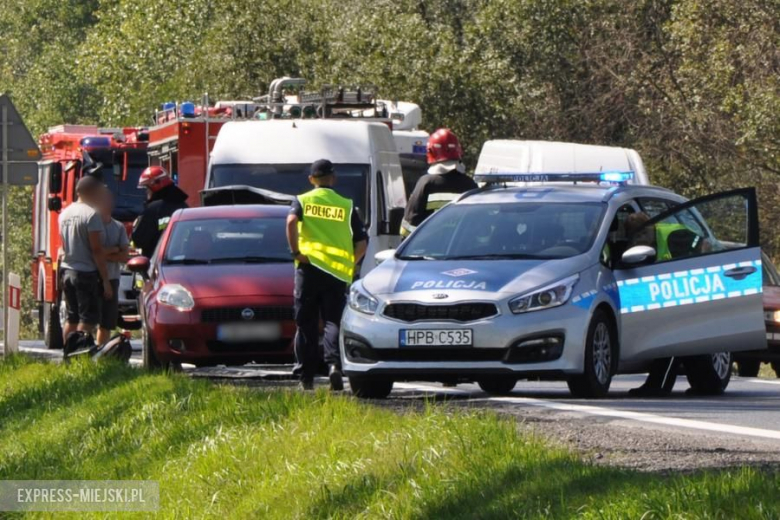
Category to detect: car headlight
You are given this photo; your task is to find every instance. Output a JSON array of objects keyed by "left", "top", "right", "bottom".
[
  {"left": 349, "top": 282, "right": 378, "bottom": 315},
  {"left": 508, "top": 274, "right": 579, "bottom": 314},
  {"left": 157, "top": 284, "right": 195, "bottom": 311},
  {"left": 766, "top": 310, "right": 780, "bottom": 323}
]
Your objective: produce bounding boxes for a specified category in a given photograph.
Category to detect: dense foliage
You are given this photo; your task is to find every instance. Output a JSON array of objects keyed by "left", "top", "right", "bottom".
[{"left": 0, "top": 0, "right": 778, "bottom": 336}]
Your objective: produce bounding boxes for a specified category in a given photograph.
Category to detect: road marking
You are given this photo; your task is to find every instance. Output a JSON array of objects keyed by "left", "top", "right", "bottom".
[
  {"left": 395, "top": 382, "right": 780, "bottom": 441},
  {"left": 743, "top": 377, "right": 780, "bottom": 386}
]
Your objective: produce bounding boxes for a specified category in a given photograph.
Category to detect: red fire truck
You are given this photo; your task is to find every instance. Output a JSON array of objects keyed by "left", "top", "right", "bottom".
[{"left": 32, "top": 125, "right": 149, "bottom": 348}]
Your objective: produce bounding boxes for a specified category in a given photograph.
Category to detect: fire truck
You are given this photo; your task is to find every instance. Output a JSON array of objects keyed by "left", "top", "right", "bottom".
[{"left": 32, "top": 125, "right": 149, "bottom": 348}]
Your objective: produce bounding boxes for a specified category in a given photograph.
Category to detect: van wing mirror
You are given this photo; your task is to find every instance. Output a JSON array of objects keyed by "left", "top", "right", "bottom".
[
  {"left": 380, "top": 207, "right": 404, "bottom": 235},
  {"left": 621, "top": 245, "right": 656, "bottom": 266},
  {"left": 49, "top": 163, "right": 63, "bottom": 194}
]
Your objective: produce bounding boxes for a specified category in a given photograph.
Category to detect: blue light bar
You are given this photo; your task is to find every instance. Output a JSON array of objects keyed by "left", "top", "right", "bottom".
[
  {"left": 80, "top": 136, "right": 112, "bottom": 150},
  {"left": 474, "top": 171, "right": 635, "bottom": 185},
  {"left": 180, "top": 101, "right": 196, "bottom": 118}
]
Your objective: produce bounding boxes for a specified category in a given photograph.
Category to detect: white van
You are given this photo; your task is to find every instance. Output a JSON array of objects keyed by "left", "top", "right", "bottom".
[
  {"left": 203, "top": 119, "right": 407, "bottom": 277},
  {"left": 475, "top": 140, "right": 650, "bottom": 185}
]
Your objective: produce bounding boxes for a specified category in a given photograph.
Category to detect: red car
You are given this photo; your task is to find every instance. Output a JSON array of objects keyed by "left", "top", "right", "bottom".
[
  {"left": 128, "top": 205, "right": 295, "bottom": 369},
  {"left": 733, "top": 252, "right": 780, "bottom": 378}
]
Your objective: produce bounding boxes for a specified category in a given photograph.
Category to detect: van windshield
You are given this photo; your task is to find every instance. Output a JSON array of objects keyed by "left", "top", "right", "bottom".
[
  {"left": 210, "top": 163, "right": 369, "bottom": 219},
  {"left": 90, "top": 150, "right": 147, "bottom": 222}
]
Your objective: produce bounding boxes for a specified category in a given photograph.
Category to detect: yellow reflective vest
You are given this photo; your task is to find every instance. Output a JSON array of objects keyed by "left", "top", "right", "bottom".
[{"left": 297, "top": 188, "right": 355, "bottom": 283}]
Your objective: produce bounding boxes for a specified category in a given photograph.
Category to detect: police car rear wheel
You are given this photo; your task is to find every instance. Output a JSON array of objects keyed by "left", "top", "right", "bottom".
[
  {"left": 684, "top": 352, "right": 731, "bottom": 395},
  {"left": 478, "top": 378, "right": 517, "bottom": 396},
  {"left": 348, "top": 377, "right": 393, "bottom": 399},
  {"left": 567, "top": 311, "right": 615, "bottom": 398}
]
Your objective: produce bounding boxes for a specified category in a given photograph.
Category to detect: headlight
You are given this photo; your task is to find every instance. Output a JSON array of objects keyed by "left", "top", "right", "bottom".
[
  {"left": 508, "top": 274, "right": 579, "bottom": 314},
  {"left": 157, "top": 284, "right": 195, "bottom": 311},
  {"left": 349, "top": 282, "right": 378, "bottom": 315},
  {"left": 767, "top": 310, "right": 780, "bottom": 323}
]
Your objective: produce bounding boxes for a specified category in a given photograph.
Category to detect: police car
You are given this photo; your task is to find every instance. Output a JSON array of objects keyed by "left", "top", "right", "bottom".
[{"left": 340, "top": 172, "right": 765, "bottom": 398}]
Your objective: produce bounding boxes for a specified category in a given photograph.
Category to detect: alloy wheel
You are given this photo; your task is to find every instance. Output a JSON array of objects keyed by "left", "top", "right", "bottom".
[{"left": 592, "top": 322, "right": 611, "bottom": 385}]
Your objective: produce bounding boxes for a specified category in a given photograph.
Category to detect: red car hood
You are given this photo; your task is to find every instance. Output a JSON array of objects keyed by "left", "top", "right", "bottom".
[
  {"left": 161, "top": 263, "right": 294, "bottom": 299},
  {"left": 765, "top": 285, "right": 780, "bottom": 310}
]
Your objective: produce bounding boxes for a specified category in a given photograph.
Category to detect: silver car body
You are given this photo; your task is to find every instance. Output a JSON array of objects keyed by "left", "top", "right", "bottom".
[{"left": 341, "top": 184, "right": 765, "bottom": 381}]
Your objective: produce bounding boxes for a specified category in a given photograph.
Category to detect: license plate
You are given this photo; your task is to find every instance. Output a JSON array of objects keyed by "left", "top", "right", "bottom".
[
  {"left": 217, "top": 322, "right": 281, "bottom": 342},
  {"left": 399, "top": 329, "right": 473, "bottom": 347}
]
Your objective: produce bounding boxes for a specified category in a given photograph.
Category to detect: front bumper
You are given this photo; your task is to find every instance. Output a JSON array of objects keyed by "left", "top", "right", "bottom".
[{"left": 340, "top": 300, "right": 591, "bottom": 380}]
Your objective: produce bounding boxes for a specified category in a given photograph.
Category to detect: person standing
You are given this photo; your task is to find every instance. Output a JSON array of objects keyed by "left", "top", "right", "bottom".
[
  {"left": 96, "top": 188, "right": 130, "bottom": 345},
  {"left": 400, "top": 128, "right": 477, "bottom": 236},
  {"left": 59, "top": 176, "right": 113, "bottom": 340},
  {"left": 286, "top": 159, "right": 368, "bottom": 391},
  {"left": 132, "top": 166, "right": 188, "bottom": 258}
]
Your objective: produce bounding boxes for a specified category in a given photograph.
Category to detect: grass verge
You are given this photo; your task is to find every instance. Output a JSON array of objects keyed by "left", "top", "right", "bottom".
[{"left": 1, "top": 354, "right": 778, "bottom": 519}]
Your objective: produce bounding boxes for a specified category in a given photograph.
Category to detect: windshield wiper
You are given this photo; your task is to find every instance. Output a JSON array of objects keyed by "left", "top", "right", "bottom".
[
  {"left": 397, "top": 254, "right": 437, "bottom": 261},
  {"left": 209, "top": 256, "right": 291, "bottom": 264},
  {"left": 443, "top": 253, "right": 546, "bottom": 260},
  {"left": 164, "top": 258, "right": 211, "bottom": 265}
]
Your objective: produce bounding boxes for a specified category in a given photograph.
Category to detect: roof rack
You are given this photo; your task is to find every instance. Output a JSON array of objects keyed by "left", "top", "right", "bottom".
[{"left": 473, "top": 171, "right": 635, "bottom": 185}]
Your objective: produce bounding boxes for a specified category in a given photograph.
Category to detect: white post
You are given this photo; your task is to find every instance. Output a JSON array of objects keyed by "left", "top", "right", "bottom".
[{"left": 5, "top": 272, "right": 20, "bottom": 353}]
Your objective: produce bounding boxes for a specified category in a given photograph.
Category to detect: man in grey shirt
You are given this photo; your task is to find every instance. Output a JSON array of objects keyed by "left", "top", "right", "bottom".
[
  {"left": 58, "top": 176, "right": 112, "bottom": 340},
  {"left": 97, "top": 188, "right": 130, "bottom": 345}
]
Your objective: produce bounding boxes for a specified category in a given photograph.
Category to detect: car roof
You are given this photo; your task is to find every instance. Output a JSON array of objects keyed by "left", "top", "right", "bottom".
[
  {"left": 458, "top": 184, "right": 680, "bottom": 205},
  {"left": 173, "top": 204, "right": 290, "bottom": 222}
]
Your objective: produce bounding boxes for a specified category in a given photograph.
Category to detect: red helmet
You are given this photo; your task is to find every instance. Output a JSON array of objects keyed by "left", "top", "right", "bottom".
[
  {"left": 426, "top": 128, "right": 463, "bottom": 164},
  {"left": 138, "top": 166, "right": 173, "bottom": 192}
]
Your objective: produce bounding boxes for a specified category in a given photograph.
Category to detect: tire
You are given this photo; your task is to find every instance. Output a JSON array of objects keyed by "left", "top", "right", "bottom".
[
  {"left": 348, "top": 377, "right": 393, "bottom": 399},
  {"left": 735, "top": 359, "right": 761, "bottom": 378},
  {"left": 43, "top": 301, "right": 64, "bottom": 350},
  {"left": 684, "top": 352, "right": 732, "bottom": 395},
  {"left": 567, "top": 310, "right": 615, "bottom": 398},
  {"left": 478, "top": 378, "right": 517, "bottom": 396},
  {"left": 141, "top": 324, "right": 163, "bottom": 370}
]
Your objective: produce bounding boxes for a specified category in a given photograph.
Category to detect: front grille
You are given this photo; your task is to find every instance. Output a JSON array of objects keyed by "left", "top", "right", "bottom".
[
  {"left": 206, "top": 339, "right": 291, "bottom": 353},
  {"left": 201, "top": 306, "right": 294, "bottom": 323},
  {"left": 383, "top": 303, "right": 498, "bottom": 323},
  {"left": 369, "top": 348, "right": 506, "bottom": 362}
]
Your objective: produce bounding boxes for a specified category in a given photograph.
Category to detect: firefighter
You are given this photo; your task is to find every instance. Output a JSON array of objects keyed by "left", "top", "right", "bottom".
[
  {"left": 286, "top": 159, "right": 368, "bottom": 391},
  {"left": 400, "top": 128, "right": 477, "bottom": 236},
  {"left": 131, "top": 166, "right": 189, "bottom": 258}
]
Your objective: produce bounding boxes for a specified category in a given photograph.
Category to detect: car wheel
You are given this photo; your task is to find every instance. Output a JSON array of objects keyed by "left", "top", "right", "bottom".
[
  {"left": 684, "top": 352, "right": 732, "bottom": 395},
  {"left": 348, "top": 377, "right": 393, "bottom": 399},
  {"left": 567, "top": 310, "right": 615, "bottom": 398},
  {"left": 141, "top": 325, "right": 163, "bottom": 370},
  {"left": 43, "top": 301, "right": 63, "bottom": 350},
  {"left": 478, "top": 378, "right": 517, "bottom": 396},
  {"left": 735, "top": 359, "right": 761, "bottom": 378}
]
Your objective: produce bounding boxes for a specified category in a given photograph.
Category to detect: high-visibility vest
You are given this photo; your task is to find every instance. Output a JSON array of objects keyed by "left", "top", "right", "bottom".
[
  {"left": 655, "top": 222, "right": 687, "bottom": 261},
  {"left": 297, "top": 188, "right": 355, "bottom": 283}
]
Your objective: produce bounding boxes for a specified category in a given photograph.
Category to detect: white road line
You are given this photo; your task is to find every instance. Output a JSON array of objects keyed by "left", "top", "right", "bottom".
[
  {"left": 743, "top": 378, "right": 780, "bottom": 386},
  {"left": 395, "top": 382, "right": 780, "bottom": 441}
]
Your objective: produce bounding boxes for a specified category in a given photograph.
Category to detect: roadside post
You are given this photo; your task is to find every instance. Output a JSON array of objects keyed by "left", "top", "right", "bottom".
[
  {"left": 4, "top": 273, "right": 21, "bottom": 353},
  {"left": 0, "top": 94, "right": 41, "bottom": 356}
]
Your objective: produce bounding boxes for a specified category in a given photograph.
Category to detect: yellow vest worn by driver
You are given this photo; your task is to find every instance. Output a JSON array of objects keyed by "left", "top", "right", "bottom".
[{"left": 296, "top": 188, "right": 355, "bottom": 283}]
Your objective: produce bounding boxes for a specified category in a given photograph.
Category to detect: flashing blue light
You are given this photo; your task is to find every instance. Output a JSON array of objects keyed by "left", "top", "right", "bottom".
[
  {"left": 474, "top": 171, "right": 635, "bottom": 185},
  {"left": 162, "top": 102, "right": 176, "bottom": 111},
  {"left": 600, "top": 172, "right": 633, "bottom": 182},
  {"left": 180, "top": 101, "right": 196, "bottom": 118},
  {"left": 80, "top": 137, "right": 111, "bottom": 149}
]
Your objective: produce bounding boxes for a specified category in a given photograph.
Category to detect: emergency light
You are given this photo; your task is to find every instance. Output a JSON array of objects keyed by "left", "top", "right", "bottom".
[
  {"left": 180, "top": 102, "right": 196, "bottom": 118},
  {"left": 474, "top": 171, "right": 635, "bottom": 185},
  {"left": 80, "top": 136, "right": 111, "bottom": 150}
]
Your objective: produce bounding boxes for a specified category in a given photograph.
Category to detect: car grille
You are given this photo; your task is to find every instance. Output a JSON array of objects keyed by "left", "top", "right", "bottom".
[
  {"left": 201, "top": 306, "right": 294, "bottom": 323},
  {"left": 383, "top": 303, "right": 498, "bottom": 323},
  {"left": 370, "top": 348, "right": 506, "bottom": 362}
]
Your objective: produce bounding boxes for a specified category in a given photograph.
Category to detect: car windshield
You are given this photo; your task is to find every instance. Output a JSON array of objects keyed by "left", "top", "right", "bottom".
[
  {"left": 164, "top": 217, "right": 292, "bottom": 264},
  {"left": 399, "top": 202, "right": 605, "bottom": 260},
  {"left": 210, "top": 163, "right": 369, "bottom": 220}
]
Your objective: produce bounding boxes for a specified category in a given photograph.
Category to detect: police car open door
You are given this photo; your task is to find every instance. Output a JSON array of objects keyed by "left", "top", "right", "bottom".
[{"left": 614, "top": 188, "right": 765, "bottom": 361}]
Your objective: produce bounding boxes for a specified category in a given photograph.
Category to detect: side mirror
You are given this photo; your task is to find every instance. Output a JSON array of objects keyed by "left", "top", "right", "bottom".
[
  {"left": 621, "top": 245, "right": 656, "bottom": 266},
  {"left": 49, "top": 163, "right": 63, "bottom": 194},
  {"left": 380, "top": 207, "right": 405, "bottom": 235},
  {"left": 374, "top": 249, "right": 395, "bottom": 266},
  {"left": 127, "top": 256, "right": 151, "bottom": 277},
  {"left": 47, "top": 196, "right": 62, "bottom": 212}
]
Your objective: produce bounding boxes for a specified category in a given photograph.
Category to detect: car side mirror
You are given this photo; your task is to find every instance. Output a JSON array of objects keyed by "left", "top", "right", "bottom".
[
  {"left": 47, "top": 196, "right": 62, "bottom": 212},
  {"left": 127, "top": 256, "right": 151, "bottom": 278},
  {"left": 374, "top": 249, "right": 395, "bottom": 266},
  {"left": 621, "top": 245, "right": 656, "bottom": 266},
  {"left": 380, "top": 207, "right": 404, "bottom": 235},
  {"left": 49, "top": 162, "right": 63, "bottom": 194}
]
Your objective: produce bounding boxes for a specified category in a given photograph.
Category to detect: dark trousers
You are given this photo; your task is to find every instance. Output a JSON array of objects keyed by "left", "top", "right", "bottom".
[{"left": 294, "top": 264, "right": 347, "bottom": 380}]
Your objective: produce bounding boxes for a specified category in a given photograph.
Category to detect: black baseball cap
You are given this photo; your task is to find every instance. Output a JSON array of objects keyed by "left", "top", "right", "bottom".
[{"left": 310, "top": 159, "right": 335, "bottom": 178}]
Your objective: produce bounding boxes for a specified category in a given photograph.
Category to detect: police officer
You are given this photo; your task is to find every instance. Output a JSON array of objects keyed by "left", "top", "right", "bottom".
[
  {"left": 400, "top": 128, "right": 477, "bottom": 236},
  {"left": 286, "top": 159, "right": 368, "bottom": 391},
  {"left": 131, "top": 166, "right": 189, "bottom": 258}
]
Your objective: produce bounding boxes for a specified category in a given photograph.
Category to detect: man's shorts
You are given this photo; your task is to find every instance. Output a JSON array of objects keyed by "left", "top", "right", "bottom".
[
  {"left": 100, "top": 279, "right": 120, "bottom": 330},
  {"left": 62, "top": 269, "right": 102, "bottom": 326}
]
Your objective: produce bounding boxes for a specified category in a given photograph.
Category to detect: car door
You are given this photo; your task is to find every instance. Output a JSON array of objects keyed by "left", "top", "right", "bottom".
[{"left": 614, "top": 188, "right": 765, "bottom": 361}]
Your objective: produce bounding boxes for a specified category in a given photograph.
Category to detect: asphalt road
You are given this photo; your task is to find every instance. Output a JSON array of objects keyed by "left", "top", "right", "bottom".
[{"left": 13, "top": 340, "right": 780, "bottom": 471}]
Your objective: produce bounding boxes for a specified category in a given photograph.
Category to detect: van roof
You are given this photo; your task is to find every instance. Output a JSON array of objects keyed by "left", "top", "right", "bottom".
[{"left": 211, "top": 119, "right": 385, "bottom": 165}]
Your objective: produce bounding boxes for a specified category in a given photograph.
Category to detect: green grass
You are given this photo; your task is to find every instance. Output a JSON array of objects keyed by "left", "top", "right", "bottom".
[{"left": 1, "top": 355, "right": 779, "bottom": 519}]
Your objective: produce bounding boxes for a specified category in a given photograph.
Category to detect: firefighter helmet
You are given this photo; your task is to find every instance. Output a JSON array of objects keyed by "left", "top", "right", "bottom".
[
  {"left": 426, "top": 128, "right": 463, "bottom": 164},
  {"left": 138, "top": 166, "right": 173, "bottom": 192}
]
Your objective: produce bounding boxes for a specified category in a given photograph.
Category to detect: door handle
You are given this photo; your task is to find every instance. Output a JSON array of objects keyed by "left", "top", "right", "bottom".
[{"left": 723, "top": 266, "right": 757, "bottom": 280}]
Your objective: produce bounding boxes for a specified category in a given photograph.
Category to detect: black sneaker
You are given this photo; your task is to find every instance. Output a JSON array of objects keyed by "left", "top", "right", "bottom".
[
  {"left": 328, "top": 365, "right": 344, "bottom": 391},
  {"left": 299, "top": 378, "right": 314, "bottom": 391}
]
